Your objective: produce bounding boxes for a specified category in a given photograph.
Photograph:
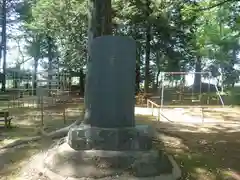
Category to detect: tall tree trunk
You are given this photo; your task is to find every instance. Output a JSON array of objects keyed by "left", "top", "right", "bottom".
[
  {"left": 79, "top": 68, "right": 85, "bottom": 96},
  {"left": 68, "top": 73, "right": 72, "bottom": 90},
  {"left": 144, "top": 0, "right": 151, "bottom": 94},
  {"left": 135, "top": 45, "right": 141, "bottom": 94},
  {"left": 33, "top": 57, "right": 39, "bottom": 95},
  {"left": 1, "top": 0, "right": 7, "bottom": 92},
  {"left": 135, "top": 64, "right": 140, "bottom": 94},
  {"left": 154, "top": 52, "right": 162, "bottom": 92},
  {"left": 88, "top": 0, "right": 112, "bottom": 46},
  {"left": 154, "top": 70, "right": 160, "bottom": 91},
  {"left": 47, "top": 36, "right": 53, "bottom": 96},
  {"left": 33, "top": 36, "right": 40, "bottom": 95},
  {"left": 84, "top": 0, "right": 112, "bottom": 125},
  {"left": 230, "top": 45, "right": 237, "bottom": 88},
  {"left": 193, "top": 56, "right": 201, "bottom": 90}
]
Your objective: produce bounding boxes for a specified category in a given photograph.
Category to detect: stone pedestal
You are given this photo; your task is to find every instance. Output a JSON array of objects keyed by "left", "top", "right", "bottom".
[
  {"left": 67, "top": 124, "right": 153, "bottom": 151},
  {"left": 42, "top": 125, "right": 181, "bottom": 179},
  {"left": 43, "top": 142, "right": 177, "bottom": 179}
]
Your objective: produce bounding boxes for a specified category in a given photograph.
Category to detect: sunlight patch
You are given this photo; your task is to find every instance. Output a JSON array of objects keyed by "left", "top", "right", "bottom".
[
  {"left": 222, "top": 169, "right": 240, "bottom": 180},
  {"left": 157, "top": 133, "right": 189, "bottom": 151},
  {"left": 194, "top": 167, "right": 216, "bottom": 180},
  {"left": 1, "top": 138, "right": 18, "bottom": 146}
]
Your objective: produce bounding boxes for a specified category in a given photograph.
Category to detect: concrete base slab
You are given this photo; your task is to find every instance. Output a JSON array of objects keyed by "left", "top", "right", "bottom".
[
  {"left": 19, "top": 143, "right": 181, "bottom": 180},
  {"left": 40, "top": 143, "right": 181, "bottom": 179}
]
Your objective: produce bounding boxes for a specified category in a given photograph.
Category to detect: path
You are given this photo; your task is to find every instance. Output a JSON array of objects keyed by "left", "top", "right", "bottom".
[{"left": 135, "top": 106, "right": 240, "bottom": 124}]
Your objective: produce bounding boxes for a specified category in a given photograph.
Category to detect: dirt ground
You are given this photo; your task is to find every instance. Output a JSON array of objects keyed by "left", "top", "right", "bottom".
[
  {"left": 138, "top": 112, "right": 240, "bottom": 180},
  {"left": 0, "top": 96, "right": 83, "bottom": 179},
  {"left": 0, "top": 102, "right": 240, "bottom": 179}
]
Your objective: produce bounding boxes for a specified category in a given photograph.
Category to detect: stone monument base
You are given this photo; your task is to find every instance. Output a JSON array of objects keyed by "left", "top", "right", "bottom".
[
  {"left": 43, "top": 143, "right": 181, "bottom": 179},
  {"left": 40, "top": 125, "right": 181, "bottom": 179},
  {"left": 67, "top": 124, "right": 154, "bottom": 151}
]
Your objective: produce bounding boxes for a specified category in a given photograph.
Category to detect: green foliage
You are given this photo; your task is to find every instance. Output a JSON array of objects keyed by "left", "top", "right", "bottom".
[
  {"left": 10, "top": 0, "right": 240, "bottom": 92},
  {"left": 30, "top": 0, "right": 88, "bottom": 71}
]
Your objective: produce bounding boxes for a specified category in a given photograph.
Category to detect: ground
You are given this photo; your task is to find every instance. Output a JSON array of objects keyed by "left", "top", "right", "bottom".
[
  {"left": 0, "top": 98, "right": 240, "bottom": 180},
  {"left": 138, "top": 115, "right": 240, "bottom": 180}
]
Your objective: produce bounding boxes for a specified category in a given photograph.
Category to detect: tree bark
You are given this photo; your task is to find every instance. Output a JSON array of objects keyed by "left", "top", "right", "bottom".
[
  {"left": 144, "top": 0, "right": 151, "bottom": 94},
  {"left": 135, "top": 45, "right": 141, "bottom": 94},
  {"left": 33, "top": 57, "right": 38, "bottom": 95},
  {"left": 33, "top": 36, "right": 40, "bottom": 95},
  {"left": 88, "top": 0, "right": 112, "bottom": 40},
  {"left": 154, "top": 70, "right": 160, "bottom": 91},
  {"left": 1, "top": 0, "right": 7, "bottom": 92},
  {"left": 193, "top": 56, "right": 202, "bottom": 89},
  {"left": 0, "top": 118, "right": 83, "bottom": 149},
  {"left": 84, "top": 0, "right": 112, "bottom": 126},
  {"left": 87, "top": 0, "right": 112, "bottom": 52},
  {"left": 47, "top": 36, "right": 53, "bottom": 96},
  {"left": 79, "top": 68, "right": 85, "bottom": 96}
]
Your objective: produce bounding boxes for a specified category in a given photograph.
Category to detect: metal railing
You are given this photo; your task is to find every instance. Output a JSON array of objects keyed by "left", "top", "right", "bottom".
[{"left": 147, "top": 98, "right": 205, "bottom": 123}]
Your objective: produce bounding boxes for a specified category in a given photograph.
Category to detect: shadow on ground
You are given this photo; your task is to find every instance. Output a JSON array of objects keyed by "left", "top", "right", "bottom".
[
  {"left": 136, "top": 114, "right": 240, "bottom": 180},
  {"left": 0, "top": 102, "right": 84, "bottom": 141},
  {"left": 0, "top": 96, "right": 84, "bottom": 179},
  {"left": 0, "top": 139, "right": 54, "bottom": 179},
  {"left": 1, "top": 107, "right": 240, "bottom": 180},
  {"left": 0, "top": 104, "right": 83, "bottom": 179}
]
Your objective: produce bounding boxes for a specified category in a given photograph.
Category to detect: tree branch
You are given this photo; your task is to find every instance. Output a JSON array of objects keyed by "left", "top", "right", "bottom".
[{"left": 199, "top": 0, "right": 240, "bottom": 11}]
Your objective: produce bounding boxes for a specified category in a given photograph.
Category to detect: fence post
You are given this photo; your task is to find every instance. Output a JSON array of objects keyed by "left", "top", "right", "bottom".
[
  {"left": 201, "top": 107, "right": 204, "bottom": 123},
  {"left": 151, "top": 103, "right": 153, "bottom": 116},
  {"left": 157, "top": 106, "right": 160, "bottom": 121}
]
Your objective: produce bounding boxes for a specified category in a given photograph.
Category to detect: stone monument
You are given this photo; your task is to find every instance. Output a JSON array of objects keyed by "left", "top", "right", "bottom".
[
  {"left": 83, "top": 35, "right": 135, "bottom": 128},
  {"left": 42, "top": 36, "right": 181, "bottom": 179}
]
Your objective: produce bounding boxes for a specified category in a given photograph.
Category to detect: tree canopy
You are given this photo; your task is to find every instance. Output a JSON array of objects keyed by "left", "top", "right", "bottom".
[{"left": 1, "top": 0, "right": 240, "bottom": 92}]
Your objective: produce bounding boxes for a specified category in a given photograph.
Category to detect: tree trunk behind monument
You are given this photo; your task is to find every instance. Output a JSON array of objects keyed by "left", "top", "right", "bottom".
[
  {"left": 88, "top": 0, "right": 112, "bottom": 39},
  {"left": 85, "top": 0, "right": 112, "bottom": 98},
  {"left": 84, "top": 0, "right": 113, "bottom": 126}
]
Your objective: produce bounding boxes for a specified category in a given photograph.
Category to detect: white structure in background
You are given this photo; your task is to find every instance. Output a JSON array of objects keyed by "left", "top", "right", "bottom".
[
  {"left": 157, "top": 72, "right": 224, "bottom": 105},
  {"left": 146, "top": 71, "right": 225, "bottom": 122},
  {"left": 2, "top": 67, "right": 71, "bottom": 109},
  {"left": 36, "top": 69, "right": 70, "bottom": 107}
]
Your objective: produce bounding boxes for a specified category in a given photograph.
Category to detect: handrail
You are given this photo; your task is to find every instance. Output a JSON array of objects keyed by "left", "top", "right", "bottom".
[
  {"left": 147, "top": 99, "right": 160, "bottom": 120},
  {"left": 147, "top": 99, "right": 160, "bottom": 108}
]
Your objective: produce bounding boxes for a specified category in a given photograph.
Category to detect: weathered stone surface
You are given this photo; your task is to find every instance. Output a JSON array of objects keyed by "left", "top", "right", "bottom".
[
  {"left": 84, "top": 36, "right": 136, "bottom": 128},
  {"left": 67, "top": 124, "right": 154, "bottom": 151},
  {"left": 19, "top": 148, "right": 181, "bottom": 180},
  {"left": 43, "top": 143, "right": 174, "bottom": 179}
]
